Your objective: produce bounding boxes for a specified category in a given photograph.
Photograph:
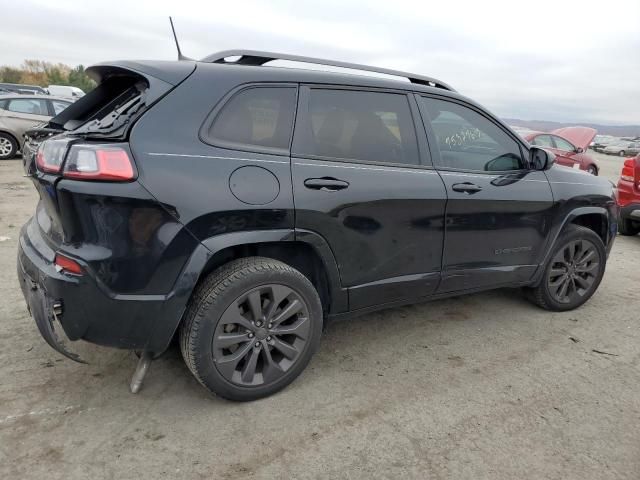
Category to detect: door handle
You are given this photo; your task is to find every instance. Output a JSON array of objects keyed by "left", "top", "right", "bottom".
[
  {"left": 304, "top": 177, "right": 349, "bottom": 191},
  {"left": 451, "top": 182, "right": 482, "bottom": 194}
]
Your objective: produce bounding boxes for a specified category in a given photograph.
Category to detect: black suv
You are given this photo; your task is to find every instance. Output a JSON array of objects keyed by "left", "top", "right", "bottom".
[{"left": 18, "top": 51, "right": 617, "bottom": 401}]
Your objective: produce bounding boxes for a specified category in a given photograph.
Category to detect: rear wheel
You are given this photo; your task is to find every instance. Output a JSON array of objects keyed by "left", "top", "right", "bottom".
[
  {"left": 0, "top": 133, "right": 17, "bottom": 159},
  {"left": 179, "top": 257, "right": 323, "bottom": 401},
  {"left": 619, "top": 150, "right": 626, "bottom": 157},
  {"left": 618, "top": 217, "right": 640, "bottom": 236},
  {"left": 526, "top": 225, "right": 606, "bottom": 311}
]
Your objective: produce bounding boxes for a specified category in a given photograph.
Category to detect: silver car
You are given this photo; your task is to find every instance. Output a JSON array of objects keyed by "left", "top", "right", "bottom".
[
  {"left": 0, "top": 94, "right": 72, "bottom": 159},
  {"left": 602, "top": 141, "right": 640, "bottom": 157}
]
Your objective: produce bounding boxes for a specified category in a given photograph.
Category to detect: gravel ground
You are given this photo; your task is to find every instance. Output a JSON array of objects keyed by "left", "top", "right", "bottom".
[{"left": 1, "top": 152, "right": 639, "bottom": 479}]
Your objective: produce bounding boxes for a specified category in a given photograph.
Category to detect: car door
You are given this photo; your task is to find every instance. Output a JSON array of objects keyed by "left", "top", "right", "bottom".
[
  {"left": 551, "top": 135, "right": 582, "bottom": 169},
  {"left": 531, "top": 134, "right": 575, "bottom": 169},
  {"left": 3, "top": 97, "right": 51, "bottom": 139},
  {"left": 416, "top": 95, "right": 554, "bottom": 292},
  {"left": 291, "top": 86, "right": 447, "bottom": 310}
]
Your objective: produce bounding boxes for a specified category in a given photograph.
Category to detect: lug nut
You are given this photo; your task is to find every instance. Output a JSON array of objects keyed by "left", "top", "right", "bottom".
[
  {"left": 268, "top": 323, "right": 273, "bottom": 329},
  {"left": 266, "top": 336, "right": 272, "bottom": 341},
  {"left": 255, "top": 320, "right": 263, "bottom": 327},
  {"left": 255, "top": 342, "right": 261, "bottom": 348},
  {"left": 248, "top": 332, "right": 254, "bottom": 338}
]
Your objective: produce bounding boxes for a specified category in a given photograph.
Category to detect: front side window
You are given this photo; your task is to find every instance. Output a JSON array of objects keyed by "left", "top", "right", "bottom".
[
  {"left": 297, "top": 89, "right": 419, "bottom": 165},
  {"left": 553, "top": 136, "right": 575, "bottom": 152},
  {"left": 531, "top": 134, "right": 554, "bottom": 148},
  {"left": 51, "top": 100, "right": 71, "bottom": 115},
  {"left": 206, "top": 86, "right": 297, "bottom": 152},
  {"left": 419, "top": 97, "right": 524, "bottom": 172},
  {"left": 7, "top": 98, "right": 49, "bottom": 116}
]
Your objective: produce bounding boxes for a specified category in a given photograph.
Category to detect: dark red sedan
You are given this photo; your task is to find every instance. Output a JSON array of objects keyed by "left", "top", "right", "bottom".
[{"left": 525, "top": 127, "right": 599, "bottom": 175}]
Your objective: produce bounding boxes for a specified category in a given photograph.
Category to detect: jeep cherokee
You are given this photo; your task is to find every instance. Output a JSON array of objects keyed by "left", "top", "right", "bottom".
[{"left": 17, "top": 50, "right": 617, "bottom": 401}]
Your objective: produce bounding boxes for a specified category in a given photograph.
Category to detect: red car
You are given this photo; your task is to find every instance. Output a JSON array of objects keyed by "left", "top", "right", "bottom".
[
  {"left": 525, "top": 127, "right": 599, "bottom": 175},
  {"left": 616, "top": 154, "right": 640, "bottom": 235}
]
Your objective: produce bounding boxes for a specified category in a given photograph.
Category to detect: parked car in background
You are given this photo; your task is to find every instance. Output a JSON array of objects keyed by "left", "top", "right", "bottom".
[
  {"left": 590, "top": 134, "right": 616, "bottom": 151},
  {"left": 17, "top": 51, "right": 616, "bottom": 401},
  {"left": 0, "top": 82, "right": 48, "bottom": 95},
  {"left": 0, "top": 94, "right": 72, "bottom": 159},
  {"left": 616, "top": 153, "right": 640, "bottom": 235},
  {"left": 47, "top": 85, "right": 85, "bottom": 99},
  {"left": 525, "top": 127, "right": 599, "bottom": 175},
  {"left": 603, "top": 141, "right": 640, "bottom": 157}
]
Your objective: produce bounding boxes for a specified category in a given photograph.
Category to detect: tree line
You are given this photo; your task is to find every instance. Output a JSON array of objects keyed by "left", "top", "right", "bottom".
[{"left": 0, "top": 60, "right": 96, "bottom": 93}]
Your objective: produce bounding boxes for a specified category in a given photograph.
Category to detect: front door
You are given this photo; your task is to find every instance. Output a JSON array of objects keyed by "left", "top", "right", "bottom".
[
  {"left": 416, "top": 95, "right": 555, "bottom": 292},
  {"left": 291, "top": 86, "right": 447, "bottom": 310},
  {"left": 3, "top": 97, "right": 51, "bottom": 139}
]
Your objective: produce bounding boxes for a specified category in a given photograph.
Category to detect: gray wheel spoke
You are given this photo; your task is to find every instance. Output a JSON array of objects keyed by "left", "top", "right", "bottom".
[
  {"left": 220, "top": 308, "right": 254, "bottom": 331},
  {"left": 556, "top": 278, "right": 570, "bottom": 300},
  {"left": 573, "top": 275, "right": 591, "bottom": 290},
  {"left": 548, "top": 273, "right": 566, "bottom": 287},
  {"left": 272, "top": 338, "right": 298, "bottom": 360},
  {"left": 216, "top": 332, "right": 249, "bottom": 349},
  {"left": 576, "top": 249, "right": 595, "bottom": 265},
  {"left": 549, "top": 267, "right": 566, "bottom": 277},
  {"left": 240, "top": 347, "right": 260, "bottom": 383},
  {"left": 264, "top": 285, "right": 291, "bottom": 322},
  {"left": 272, "top": 316, "right": 310, "bottom": 340},
  {"left": 270, "top": 299, "right": 303, "bottom": 327},
  {"left": 261, "top": 346, "right": 284, "bottom": 383},
  {"left": 215, "top": 341, "right": 253, "bottom": 377},
  {"left": 247, "top": 290, "right": 263, "bottom": 322},
  {"left": 576, "top": 262, "right": 598, "bottom": 274}
]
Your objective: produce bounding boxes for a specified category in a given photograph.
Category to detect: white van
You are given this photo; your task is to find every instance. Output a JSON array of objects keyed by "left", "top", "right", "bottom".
[{"left": 47, "top": 85, "right": 85, "bottom": 99}]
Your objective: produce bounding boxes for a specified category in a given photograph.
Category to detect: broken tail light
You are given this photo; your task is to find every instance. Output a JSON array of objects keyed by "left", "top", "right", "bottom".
[
  {"left": 54, "top": 253, "right": 83, "bottom": 275},
  {"left": 63, "top": 145, "right": 136, "bottom": 181}
]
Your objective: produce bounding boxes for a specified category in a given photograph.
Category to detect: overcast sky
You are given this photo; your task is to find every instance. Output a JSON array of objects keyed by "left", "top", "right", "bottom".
[{"left": 3, "top": 0, "right": 639, "bottom": 125}]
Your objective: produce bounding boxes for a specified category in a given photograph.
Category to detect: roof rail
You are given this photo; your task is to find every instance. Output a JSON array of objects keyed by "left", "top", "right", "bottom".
[{"left": 201, "top": 50, "right": 455, "bottom": 91}]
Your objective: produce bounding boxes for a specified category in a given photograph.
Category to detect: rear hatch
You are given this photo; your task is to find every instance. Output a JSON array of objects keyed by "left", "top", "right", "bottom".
[{"left": 24, "top": 60, "right": 195, "bottom": 245}]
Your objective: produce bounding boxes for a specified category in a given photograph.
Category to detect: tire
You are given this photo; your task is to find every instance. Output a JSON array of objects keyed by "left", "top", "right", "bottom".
[
  {"left": 618, "top": 217, "right": 640, "bottom": 236},
  {"left": 526, "top": 225, "right": 606, "bottom": 312},
  {"left": 0, "top": 132, "right": 17, "bottom": 160},
  {"left": 179, "top": 257, "right": 323, "bottom": 401},
  {"left": 619, "top": 150, "right": 626, "bottom": 157},
  {"left": 586, "top": 165, "right": 598, "bottom": 175}
]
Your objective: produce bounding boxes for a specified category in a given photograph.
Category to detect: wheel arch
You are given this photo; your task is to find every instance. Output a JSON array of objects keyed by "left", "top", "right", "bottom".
[
  {"left": 530, "top": 206, "right": 611, "bottom": 286},
  {"left": 144, "top": 229, "right": 347, "bottom": 353}
]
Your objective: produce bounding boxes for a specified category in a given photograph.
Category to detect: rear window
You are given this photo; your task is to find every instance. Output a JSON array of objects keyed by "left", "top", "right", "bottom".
[{"left": 204, "top": 86, "right": 297, "bottom": 152}]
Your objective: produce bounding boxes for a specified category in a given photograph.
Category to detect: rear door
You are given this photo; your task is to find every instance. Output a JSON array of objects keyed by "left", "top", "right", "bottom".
[
  {"left": 291, "top": 86, "right": 447, "bottom": 310},
  {"left": 416, "top": 95, "right": 554, "bottom": 292},
  {"left": 3, "top": 97, "right": 50, "bottom": 138}
]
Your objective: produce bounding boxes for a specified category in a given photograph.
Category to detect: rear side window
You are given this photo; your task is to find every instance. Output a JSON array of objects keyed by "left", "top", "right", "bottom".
[
  {"left": 553, "top": 136, "right": 574, "bottom": 151},
  {"left": 7, "top": 98, "right": 49, "bottom": 115},
  {"left": 296, "top": 89, "right": 419, "bottom": 165},
  {"left": 205, "top": 87, "right": 297, "bottom": 152},
  {"left": 50, "top": 100, "right": 71, "bottom": 115},
  {"left": 419, "top": 96, "right": 524, "bottom": 172}
]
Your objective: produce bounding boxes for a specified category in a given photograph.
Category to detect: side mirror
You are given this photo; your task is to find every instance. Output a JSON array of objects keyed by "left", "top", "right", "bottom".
[
  {"left": 575, "top": 147, "right": 584, "bottom": 154},
  {"left": 530, "top": 147, "right": 555, "bottom": 171}
]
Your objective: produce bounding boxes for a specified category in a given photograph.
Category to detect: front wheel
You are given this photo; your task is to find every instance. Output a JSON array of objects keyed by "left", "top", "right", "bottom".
[
  {"left": 526, "top": 225, "right": 606, "bottom": 311},
  {"left": 179, "top": 257, "right": 323, "bottom": 401},
  {"left": 0, "top": 133, "right": 17, "bottom": 160},
  {"left": 619, "top": 150, "right": 626, "bottom": 157},
  {"left": 586, "top": 165, "right": 598, "bottom": 175}
]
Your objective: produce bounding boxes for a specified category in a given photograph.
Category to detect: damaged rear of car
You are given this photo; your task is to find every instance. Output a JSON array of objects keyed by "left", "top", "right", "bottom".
[{"left": 17, "top": 61, "right": 196, "bottom": 363}]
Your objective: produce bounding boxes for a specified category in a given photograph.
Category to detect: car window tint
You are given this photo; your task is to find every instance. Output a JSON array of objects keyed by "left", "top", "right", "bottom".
[
  {"left": 531, "top": 134, "right": 554, "bottom": 148},
  {"left": 207, "top": 87, "right": 296, "bottom": 151},
  {"left": 419, "top": 97, "right": 524, "bottom": 171},
  {"left": 553, "top": 136, "right": 574, "bottom": 152},
  {"left": 299, "top": 89, "right": 419, "bottom": 165},
  {"left": 7, "top": 98, "right": 49, "bottom": 115},
  {"left": 51, "top": 100, "right": 71, "bottom": 115}
]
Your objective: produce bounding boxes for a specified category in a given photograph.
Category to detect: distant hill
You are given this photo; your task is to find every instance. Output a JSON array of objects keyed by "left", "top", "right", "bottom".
[{"left": 503, "top": 118, "right": 640, "bottom": 137}]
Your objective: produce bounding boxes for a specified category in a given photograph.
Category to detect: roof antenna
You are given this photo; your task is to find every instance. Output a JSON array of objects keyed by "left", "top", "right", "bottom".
[{"left": 169, "top": 17, "right": 193, "bottom": 61}]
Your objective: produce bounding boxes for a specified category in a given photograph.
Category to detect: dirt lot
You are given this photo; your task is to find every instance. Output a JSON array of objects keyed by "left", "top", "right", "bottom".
[{"left": 1, "top": 152, "right": 639, "bottom": 479}]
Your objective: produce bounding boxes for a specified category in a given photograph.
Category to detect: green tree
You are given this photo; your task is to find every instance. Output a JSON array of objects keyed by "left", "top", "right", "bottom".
[
  {"left": 0, "top": 67, "right": 23, "bottom": 83},
  {"left": 67, "top": 65, "right": 96, "bottom": 93}
]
